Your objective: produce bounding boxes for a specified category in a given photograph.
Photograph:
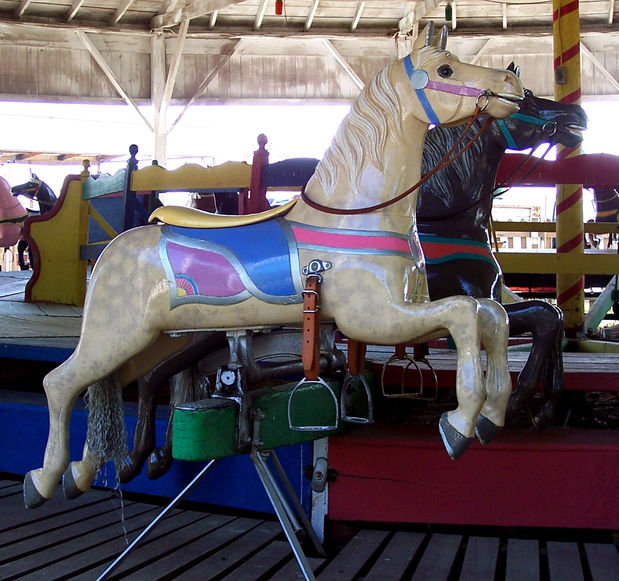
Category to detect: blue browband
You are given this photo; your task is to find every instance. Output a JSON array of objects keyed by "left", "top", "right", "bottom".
[{"left": 404, "top": 55, "right": 440, "bottom": 124}]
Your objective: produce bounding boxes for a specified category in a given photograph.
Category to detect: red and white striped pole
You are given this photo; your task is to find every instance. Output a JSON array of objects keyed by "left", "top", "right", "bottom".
[{"left": 553, "top": 0, "right": 584, "bottom": 336}]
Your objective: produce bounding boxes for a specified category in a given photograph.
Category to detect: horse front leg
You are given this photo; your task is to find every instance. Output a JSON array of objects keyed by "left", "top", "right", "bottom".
[
  {"left": 475, "top": 298, "right": 512, "bottom": 444},
  {"left": 428, "top": 297, "right": 486, "bottom": 460},
  {"left": 504, "top": 301, "right": 564, "bottom": 429}
]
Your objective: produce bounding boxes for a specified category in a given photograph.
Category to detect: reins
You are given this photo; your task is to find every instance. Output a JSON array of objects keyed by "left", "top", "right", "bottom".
[{"left": 301, "top": 104, "right": 493, "bottom": 216}]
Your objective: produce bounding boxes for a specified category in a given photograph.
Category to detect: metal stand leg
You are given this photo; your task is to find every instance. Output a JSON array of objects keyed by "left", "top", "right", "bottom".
[
  {"left": 269, "top": 451, "right": 326, "bottom": 557},
  {"left": 96, "top": 459, "right": 219, "bottom": 581},
  {"left": 251, "top": 449, "right": 318, "bottom": 581}
]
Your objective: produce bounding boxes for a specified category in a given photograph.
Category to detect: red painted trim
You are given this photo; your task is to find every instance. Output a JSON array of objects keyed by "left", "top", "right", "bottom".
[
  {"left": 553, "top": 0, "right": 580, "bottom": 21},
  {"left": 553, "top": 44, "right": 580, "bottom": 69},
  {"left": 556, "top": 188, "right": 582, "bottom": 215},
  {"left": 557, "top": 234, "right": 583, "bottom": 253},
  {"left": 557, "top": 277, "right": 585, "bottom": 305}
]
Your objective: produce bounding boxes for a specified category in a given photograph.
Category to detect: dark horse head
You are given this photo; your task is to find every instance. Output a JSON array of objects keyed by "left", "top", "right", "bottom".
[
  {"left": 11, "top": 173, "right": 57, "bottom": 215},
  {"left": 417, "top": 78, "right": 587, "bottom": 239}
]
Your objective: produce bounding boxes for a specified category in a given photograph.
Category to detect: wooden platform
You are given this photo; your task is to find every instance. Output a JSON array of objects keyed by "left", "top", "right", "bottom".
[{"left": 0, "top": 478, "right": 616, "bottom": 581}]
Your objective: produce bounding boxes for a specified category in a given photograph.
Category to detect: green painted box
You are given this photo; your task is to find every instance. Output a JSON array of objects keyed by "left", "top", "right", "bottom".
[{"left": 173, "top": 379, "right": 356, "bottom": 461}]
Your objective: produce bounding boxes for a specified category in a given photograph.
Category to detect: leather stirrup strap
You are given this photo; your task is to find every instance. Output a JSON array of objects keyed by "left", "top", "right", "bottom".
[
  {"left": 347, "top": 340, "right": 367, "bottom": 376},
  {"left": 302, "top": 275, "right": 321, "bottom": 381}
]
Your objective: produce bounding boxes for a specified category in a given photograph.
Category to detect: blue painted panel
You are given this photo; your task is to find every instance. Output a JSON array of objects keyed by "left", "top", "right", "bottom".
[{"left": 0, "top": 393, "right": 312, "bottom": 515}]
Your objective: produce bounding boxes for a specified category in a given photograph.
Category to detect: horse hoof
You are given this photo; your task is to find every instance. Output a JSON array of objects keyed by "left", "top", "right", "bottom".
[
  {"left": 439, "top": 413, "right": 473, "bottom": 461},
  {"left": 147, "top": 449, "right": 172, "bottom": 480},
  {"left": 118, "top": 456, "right": 138, "bottom": 484},
  {"left": 62, "top": 465, "right": 85, "bottom": 500},
  {"left": 475, "top": 414, "right": 500, "bottom": 445},
  {"left": 23, "top": 472, "right": 48, "bottom": 509}
]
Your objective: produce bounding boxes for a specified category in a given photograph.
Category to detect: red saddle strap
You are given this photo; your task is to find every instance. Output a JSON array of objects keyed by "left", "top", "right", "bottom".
[
  {"left": 302, "top": 275, "right": 321, "bottom": 381},
  {"left": 347, "top": 340, "right": 367, "bottom": 376}
]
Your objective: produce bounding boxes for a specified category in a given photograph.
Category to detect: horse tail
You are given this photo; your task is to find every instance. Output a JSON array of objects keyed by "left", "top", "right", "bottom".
[
  {"left": 170, "top": 366, "right": 210, "bottom": 406},
  {"left": 85, "top": 376, "right": 128, "bottom": 465}
]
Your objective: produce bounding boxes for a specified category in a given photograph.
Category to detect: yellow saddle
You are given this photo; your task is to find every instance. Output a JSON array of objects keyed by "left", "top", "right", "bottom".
[{"left": 149, "top": 198, "right": 297, "bottom": 229}]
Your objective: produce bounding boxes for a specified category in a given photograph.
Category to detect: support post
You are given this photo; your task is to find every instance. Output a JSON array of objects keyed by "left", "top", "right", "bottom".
[{"left": 553, "top": 0, "right": 585, "bottom": 337}]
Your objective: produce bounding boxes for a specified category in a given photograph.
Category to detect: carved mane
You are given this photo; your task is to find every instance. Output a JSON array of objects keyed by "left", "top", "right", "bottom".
[{"left": 313, "top": 60, "right": 404, "bottom": 200}]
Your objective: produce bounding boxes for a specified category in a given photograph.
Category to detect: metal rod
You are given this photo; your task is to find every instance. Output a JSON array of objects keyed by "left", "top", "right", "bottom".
[
  {"left": 96, "top": 459, "right": 218, "bottom": 581},
  {"left": 251, "top": 450, "right": 316, "bottom": 581},
  {"left": 269, "top": 451, "right": 326, "bottom": 557}
]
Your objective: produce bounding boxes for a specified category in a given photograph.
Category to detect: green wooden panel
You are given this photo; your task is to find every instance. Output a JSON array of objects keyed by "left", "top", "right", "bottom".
[{"left": 172, "top": 379, "right": 360, "bottom": 461}]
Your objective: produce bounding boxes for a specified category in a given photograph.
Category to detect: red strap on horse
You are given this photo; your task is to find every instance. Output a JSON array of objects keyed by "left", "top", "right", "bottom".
[
  {"left": 348, "top": 340, "right": 367, "bottom": 376},
  {"left": 302, "top": 275, "right": 321, "bottom": 381}
]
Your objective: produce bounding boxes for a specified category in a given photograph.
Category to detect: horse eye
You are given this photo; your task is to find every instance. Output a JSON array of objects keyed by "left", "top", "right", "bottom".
[{"left": 437, "top": 64, "right": 454, "bottom": 78}]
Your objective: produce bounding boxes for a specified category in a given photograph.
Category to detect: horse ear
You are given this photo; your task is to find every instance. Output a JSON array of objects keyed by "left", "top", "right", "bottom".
[
  {"left": 507, "top": 61, "right": 521, "bottom": 77},
  {"left": 439, "top": 25, "right": 448, "bottom": 50},
  {"left": 413, "top": 22, "right": 434, "bottom": 52}
]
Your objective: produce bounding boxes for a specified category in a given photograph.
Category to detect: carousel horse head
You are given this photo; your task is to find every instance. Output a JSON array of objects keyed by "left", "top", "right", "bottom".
[
  {"left": 399, "top": 23, "right": 523, "bottom": 124},
  {"left": 11, "top": 172, "right": 57, "bottom": 215}
]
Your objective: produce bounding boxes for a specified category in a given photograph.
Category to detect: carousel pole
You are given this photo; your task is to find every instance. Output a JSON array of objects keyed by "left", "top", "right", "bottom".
[{"left": 553, "top": 0, "right": 585, "bottom": 337}]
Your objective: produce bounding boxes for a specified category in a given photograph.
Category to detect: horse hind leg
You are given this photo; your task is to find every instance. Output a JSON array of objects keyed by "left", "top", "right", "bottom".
[{"left": 474, "top": 298, "right": 512, "bottom": 445}]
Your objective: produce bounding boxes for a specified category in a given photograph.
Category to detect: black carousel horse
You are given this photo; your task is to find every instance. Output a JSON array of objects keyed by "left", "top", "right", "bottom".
[
  {"left": 417, "top": 84, "right": 588, "bottom": 428},
  {"left": 11, "top": 173, "right": 57, "bottom": 269},
  {"left": 590, "top": 185, "right": 619, "bottom": 249}
]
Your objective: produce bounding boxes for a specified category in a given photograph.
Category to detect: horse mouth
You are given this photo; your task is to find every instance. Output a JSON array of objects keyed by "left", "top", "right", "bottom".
[
  {"left": 566, "top": 123, "right": 587, "bottom": 137},
  {"left": 496, "top": 92, "right": 524, "bottom": 105}
]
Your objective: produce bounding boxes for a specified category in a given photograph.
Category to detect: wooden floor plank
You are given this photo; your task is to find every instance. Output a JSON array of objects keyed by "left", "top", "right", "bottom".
[
  {"left": 1, "top": 504, "right": 160, "bottom": 580},
  {"left": 269, "top": 554, "right": 325, "bottom": 579},
  {"left": 506, "top": 538, "right": 540, "bottom": 581},
  {"left": 547, "top": 541, "right": 585, "bottom": 581},
  {"left": 0, "top": 499, "right": 138, "bottom": 562},
  {"left": 125, "top": 516, "right": 266, "bottom": 580},
  {"left": 317, "top": 529, "right": 390, "bottom": 580},
  {"left": 0, "top": 483, "right": 21, "bottom": 498},
  {"left": 181, "top": 520, "right": 283, "bottom": 580},
  {"left": 584, "top": 542, "right": 619, "bottom": 581},
  {"left": 71, "top": 509, "right": 218, "bottom": 581},
  {"left": 364, "top": 531, "right": 426, "bottom": 580},
  {"left": 219, "top": 540, "right": 293, "bottom": 580},
  {"left": 411, "top": 533, "right": 462, "bottom": 581},
  {"left": 459, "top": 536, "right": 500, "bottom": 581}
]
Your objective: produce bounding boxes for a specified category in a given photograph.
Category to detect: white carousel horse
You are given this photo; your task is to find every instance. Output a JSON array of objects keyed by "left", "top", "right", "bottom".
[{"left": 24, "top": 24, "right": 523, "bottom": 508}]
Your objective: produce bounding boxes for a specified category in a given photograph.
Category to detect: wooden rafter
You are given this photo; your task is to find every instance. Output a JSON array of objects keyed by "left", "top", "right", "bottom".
[
  {"left": 581, "top": 41, "right": 619, "bottom": 91},
  {"left": 110, "top": 0, "right": 135, "bottom": 25},
  {"left": 305, "top": 1, "right": 320, "bottom": 31},
  {"left": 321, "top": 38, "right": 364, "bottom": 90},
  {"left": 75, "top": 30, "right": 154, "bottom": 132},
  {"left": 152, "top": 0, "right": 247, "bottom": 30},
  {"left": 67, "top": 0, "right": 85, "bottom": 23},
  {"left": 254, "top": 0, "right": 269, "bottom": 31},
  {"left": 351, "top": 2, "right": 365, "bottom": 31},
  {"left": 15, "top": 0, "right": 32, "bottom": 18}
]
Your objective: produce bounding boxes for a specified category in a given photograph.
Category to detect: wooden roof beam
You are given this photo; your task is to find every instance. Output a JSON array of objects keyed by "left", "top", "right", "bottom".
[
  {"left": 254, "top": 0, "right": 268, "bottom": 31},
  {"left": 152, "top": 0, "right": 246, "bottom": 30},
  {"left": 76, "top": 30, "right": 154, "bottom": 132},
  {"left": 305, "top": 1, "right": 320, "bottom": 31},
  {"left": 15, "top": 0, "right": 32, "bottom": 18},
  {"left": 110, "top": 0, "right": 135, "bottom": 25},
  {"left": 581, "top": 41, "right": 619, "bottom": 91},
  {"left": 321, "top": 38, "right": 364, "bottom": 90},
  {"left": 350, "top": 2, "right": 365, "bottom": 31},
  {"left": 609, "top": 0, "right": 615, "bottom": 25},
  {"left": 67, "top": 0, "right": 85, "bottom": 23}
]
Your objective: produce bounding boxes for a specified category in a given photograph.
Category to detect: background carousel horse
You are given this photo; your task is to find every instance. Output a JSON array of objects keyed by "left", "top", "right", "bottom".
[
  {"left": 417, "top": 86, "right": 587, "bottom": 428},
  {"left": 590, "top": 185, "right": 619, "bottom": 249},
  {"left": 0, "top": 176, "right": 29, "bottom": 258},
  {"left": 24, "top": 23, "right": 525, "bottom": 508},
  {"left": 11, "top": 173, "right": 57, "bottom": 269}
]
